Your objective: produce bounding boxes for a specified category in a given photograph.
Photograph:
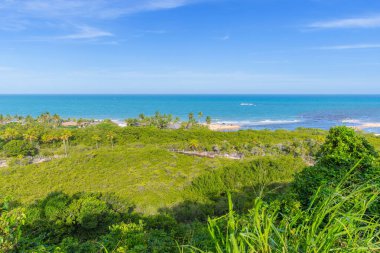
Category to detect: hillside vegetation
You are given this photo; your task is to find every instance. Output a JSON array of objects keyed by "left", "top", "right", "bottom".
[{"left": 1, "top": 113, "right": 380, "bottom": 252}]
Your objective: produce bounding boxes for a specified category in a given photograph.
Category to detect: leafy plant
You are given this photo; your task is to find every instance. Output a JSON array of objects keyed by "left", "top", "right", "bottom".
[
  {"left": 188, "top": 176, "right": 380, "bottom": 252},
  {"left": 2, "top": 140, "right": 38, "bottom": 157},
  {"left": 0, "top": 199, "right": 26, "bottom": 252},
  {"left": 293, "top": 126, "right": 380, "bottom": 207}
]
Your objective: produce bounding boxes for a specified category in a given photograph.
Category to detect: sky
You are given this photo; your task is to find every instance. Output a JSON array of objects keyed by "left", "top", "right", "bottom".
[{"left": 0, "top": 0, "right": 380, "bottom": 94}]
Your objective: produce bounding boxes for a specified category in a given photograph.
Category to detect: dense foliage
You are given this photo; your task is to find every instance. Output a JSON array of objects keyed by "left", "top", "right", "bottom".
[
  {"left": 190, "top": 182, "right": 380, "bottom": 253},
  {"left": 293, "top": 126, "right": 380, "bottom": 207},
  {"left": 0, "top": 200, "right": 25, "bottom": 252},
  {"left": 2, "top": 140, "right": 38, "bottom": 157},
  {"left": 1, "top": 114, "right": 380, "bottom": 252}
]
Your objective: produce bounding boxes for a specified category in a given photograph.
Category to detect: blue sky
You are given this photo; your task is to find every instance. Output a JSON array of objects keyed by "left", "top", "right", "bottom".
[{"left": 0, "top": 0, "right": 380, "bottom": 94}]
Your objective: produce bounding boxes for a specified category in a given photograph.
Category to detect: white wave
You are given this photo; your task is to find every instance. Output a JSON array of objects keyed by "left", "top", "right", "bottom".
[
  {"left": 341, "top": 119, "right": 361, "bottom": 124},
  {"left": 217, "top": 119, "right": 301, "bottom": 126},
  {"left": 111, "top": 119, "right": 127, "bottom": 127},
  {"left": 240, "top": 103, "right": 256, "bottom": 106}
]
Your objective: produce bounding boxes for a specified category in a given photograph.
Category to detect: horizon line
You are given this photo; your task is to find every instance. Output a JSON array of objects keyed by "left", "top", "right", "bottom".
[{"left": 1, "top": 93, "right": 380, "bottom": 96}]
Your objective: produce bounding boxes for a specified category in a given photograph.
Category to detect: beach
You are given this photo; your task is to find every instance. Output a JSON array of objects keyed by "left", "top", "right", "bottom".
[
  {"left": 355, "top": 123, "right": 380, "bottom": 129},
  {"left": 1, "top": 95, "right": 380, "bottom": 133},
  {"left": 205, "top": 123, "right": 241, "bottom": 131}
]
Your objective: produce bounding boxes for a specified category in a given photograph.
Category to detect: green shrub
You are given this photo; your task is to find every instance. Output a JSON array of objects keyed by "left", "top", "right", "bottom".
[
  {"left": 0, "top": 201, "right": 26, "bottom": 252},
  {"left": 187, "top": 179, "right": 380, "bottom": 253},
  {"left": 2, "top": 140, "right": 38, "bottom": 157},
  {"left": 66, "top": 196, "right": 110, "bottom": 230},
  {"left": 23, "top": 192, "right": 123, "bottom": 245},
  {"left": 100, "top": 221, "right": 178, "bottom": 253},
  {"left": 0, "top": 139, "right": 5, "bottom": 150},
  {"left": 317, "top": 126, "right": 378, "bottom": 168},
  {"left": 191, "top": 156, "right": 305, "bottom": 199},
  {"left": 100, "top": 221, "right": 148, "bottom": 252},
  {"left": 293, "top": 126, "right": 380, "bottom": 207}
]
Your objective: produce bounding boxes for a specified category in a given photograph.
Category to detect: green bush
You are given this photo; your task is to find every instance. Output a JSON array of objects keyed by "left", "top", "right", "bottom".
[
  {"left": 0, "top": 139, "right": 5, "bottom": 150},
  {"left": 316, "top": 126, "right": 378, "bottom": 168},
  {"left": 2, "top": 140, "right": 38, "bottom": 157},
  {"left": 66, "top": 196, "right": 110, "bottom": 230},
  {"left": 0, "top": 201, "right": 26, "bottom": 252},
  {"left": 188, "top": 180, "right": 380, "bottom": 253},
  {"left": 292, "top": 126, "right": 380, "bottom": 207},
  {"left": 100, "top": 220, "right": 179, "bottom": 253},
  {"left": 191, "top": 156, "right": 305, "bottom": 199},
  {"left": 100, "top": 221, "right": 148, "bottom": 252},
  {"left": 23, "top": 192, "right": 123, "bottom": 245}
]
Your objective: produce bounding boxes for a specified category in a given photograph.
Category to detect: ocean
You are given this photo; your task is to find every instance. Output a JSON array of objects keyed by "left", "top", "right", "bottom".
[{"left": 0, "top": 95, "right": 380, "bottom": 133}]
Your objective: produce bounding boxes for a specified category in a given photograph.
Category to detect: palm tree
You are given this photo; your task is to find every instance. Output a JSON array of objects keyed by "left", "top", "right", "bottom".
[
  {"left": 165, "top": 114, "right": 173, "bottom": 128},
  {"left": 41, "top": 133, "right": 54, "bottom": 144},
  {"left": 38, "top": 112, "right": 48, "bottom": 125},
  {"left": 23, "top": 129, "right": 38, "bottom": 144},
  {"left": 52, "top": 114, "right": 62, "bottom": 128},
  {"left": 2, "top": 128, "right": 19, "bottom": 141},
  {"left": 126, "top": 118, "right": 138, "bottom": 127},
  {"left": 15, "top": 115, "right": 24, "bottom": 122},
  {"left": 92, "top": 134, "right": 101, "bottom": 149},
  {"left": 189, "top": 139, "right": 200, "bottom": 151},
  {"left": 138, "top": 113, "right": 145, "bottom": 120},
  {"left": 197, "top": 112, "right": 203, "bottom": 122},
  {"left": 5, "top": 114, "right": 12, "bottom": 123},
  {"left": 60, "top": 130, "right": 72, "bottom": 156},
  {"left": 25, "top": 115, "right": 35, "bottom": 125},
  {"left": 206, "top": 116, "right": 212, "bottom": 125},
  {"left": 187, "top": 112, "right": 195, "bottom": 129},
  {"left": 107, "top": 131, "right": 115, "bottom": 149}
]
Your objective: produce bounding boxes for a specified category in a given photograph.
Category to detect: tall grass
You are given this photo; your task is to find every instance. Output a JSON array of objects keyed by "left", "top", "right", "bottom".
[{"left": 186, "top": 166, "right": 380, "bottom": 253}]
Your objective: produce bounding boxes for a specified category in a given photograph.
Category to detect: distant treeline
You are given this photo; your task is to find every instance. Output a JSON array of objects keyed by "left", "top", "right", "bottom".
[{"left": 0, "top": 111, "right": 212, "bottom": 129}]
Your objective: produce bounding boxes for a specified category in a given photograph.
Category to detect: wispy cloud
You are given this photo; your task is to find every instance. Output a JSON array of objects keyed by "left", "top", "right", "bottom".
[
  {"left": 0, "top": 16, "right": 30, "bottom": 31},
  {"left": 309, "top": 15, "right": 380, "bottom": 29},
  {"left": 132, "top": 29, "right": 168, "bottom": 38},
  {"left": 213, "top": 35, "right": 229, "bottom": 41},
  {"left": 57, "top": 26, "right": 113, "bottom": 40},
  {"left": 318, "top": 44, "right": 380, "bottom": 50},
  {"left": 0, "top": 0, "right": 202, "bottom": 20},
  {"left": 0, "top": 0, "right": 199, "bottom": 42},
  {"left": 143, "top": 30, "right": 167, "bottom": 34},
  {"left": 220, "top": 35, "right": 230, "bottom": 41}
]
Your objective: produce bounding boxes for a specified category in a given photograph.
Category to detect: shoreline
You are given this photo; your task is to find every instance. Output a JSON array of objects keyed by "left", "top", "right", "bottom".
[
  {"left": 353, "top": 123, "right": 380, "bottom": 129},
  {"left": 2, "top": 114, "right": 380, "bottom": 134},
  {"left": 203, "top": 123, "right": 241, "bottom": 131}
]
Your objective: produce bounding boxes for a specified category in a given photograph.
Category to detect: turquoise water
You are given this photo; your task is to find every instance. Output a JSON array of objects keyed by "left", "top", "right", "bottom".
[{"left": 0, "top": 95, "right": 380, "bottom": 132}]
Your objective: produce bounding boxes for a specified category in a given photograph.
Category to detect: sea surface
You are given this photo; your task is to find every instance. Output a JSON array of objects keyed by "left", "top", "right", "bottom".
[{"left": 0, "top": 95, "right": 380, "bottom": 133}]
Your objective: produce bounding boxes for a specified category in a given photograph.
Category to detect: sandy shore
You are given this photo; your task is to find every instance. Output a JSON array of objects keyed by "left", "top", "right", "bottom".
[
  {"left": 205, "top": 123, "right": 241, "bottom": 131},
  {"left": 353, "top": 123, "right": 380, "bottom": 130}
]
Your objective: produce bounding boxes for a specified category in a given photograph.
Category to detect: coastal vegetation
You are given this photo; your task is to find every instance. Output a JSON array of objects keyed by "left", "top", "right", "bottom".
[{"left": 1, "top": 113, "right": 380, "bottom": 252}]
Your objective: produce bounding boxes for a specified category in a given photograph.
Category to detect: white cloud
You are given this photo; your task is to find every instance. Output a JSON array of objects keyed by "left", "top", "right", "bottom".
[
  {"left": 0, "top": 0, "right": 196, "bottom": 39},
  {"left": 220, "top": 35, "right": 230, "bottom": 41},
  {"left": 318, "top": 44, "right": 380, "bottom": 50},
  {"left": 309, "top": 15, "right": 380, "bottom": 29},
  {"left": 57, "top": 26, "right": 113, "bottom": 40},
  {"left": 0, "top": 16, "right": 30, "bottom": 31},
  {"left": 144, "top": 30, "right": 167, "bottom": 34},
  {"left": 0, "top": 0, "right": 201, "bottom": 19}
]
